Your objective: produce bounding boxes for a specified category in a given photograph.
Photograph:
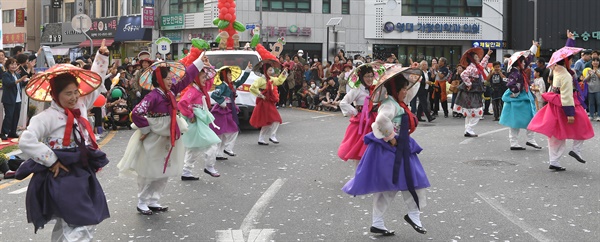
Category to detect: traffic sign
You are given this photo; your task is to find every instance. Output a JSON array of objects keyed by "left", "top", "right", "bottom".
[
  {"left": 71, "top": 14, "right": 92, "bottom": 33},
  {"left": 245, "top": 24, "right": 256, "bottom": 30},
  {"left": 155, "top": 37, "right": 172, "bottom": 55}
]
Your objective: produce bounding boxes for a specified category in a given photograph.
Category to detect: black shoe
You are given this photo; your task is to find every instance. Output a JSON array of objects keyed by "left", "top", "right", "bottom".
[
  {"left": 148, "top": 206, "right": 169, "bottom": 212},
  {"left": 258, "top": 141, "right": 269, "bottom": 145},
  {"left": 483, "top": 112, "right": 492, "bottom": 115},
  {"left": 510, "top": 146, "right": 526, "bottom": 150},
  {"left": 444, "top": 114, "right": 448, "bottom": 118},
  {"left": 0, "top": 134, "right": 7, "bottom": 140},
  {"left": 525, "top": 142, "right": 542, "bottom": 150},
  {"left": 568, "top": 151, "right": 586, "bottom": 163},
  {"left": 493, "top": 118, "right": 500, "bottom": 121},
  {"left": 216, "top": 156, "right": 228, "bottom": 161},
  {"left": 7, "top": 134, "right": 19, "bottom": 138},
  {"left": 549, "top": 165, "right": 566, "bottom": 171},
  {"left": 223, "top": 150, "right": 236, "bottom": 156},
  {"left": 369, "top": 226, "right": 395, "bottom": 236},
  {"left": 137, "top": 207, "right": 153, "bottom": 215},
  {"left": 428, "top": 117, "right": 436, "bottom": 122},
  {"left": 464, "top": 133, "right": 478, "bottom": 137},
  {"left": 417, "top": 118, "right": 426, "bottom": 122},
  {"left": 204, "top": 168, "right": 221, "bottom": 177},
  {"left": 181, "top": 176, "right": 200, "bottom": 181},
  {"left": 404, "top": 214, "right": 427, "bottom": 234},
  {"left": 269, "top": 138, "right": 280, "bottom": 144}
]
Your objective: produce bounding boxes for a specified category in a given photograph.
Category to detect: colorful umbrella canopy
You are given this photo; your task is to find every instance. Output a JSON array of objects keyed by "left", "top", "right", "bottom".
[
  {"left": 252, "top": 59, "right": 282, "bottom": 76},
  {"left": 347, "top": 62, "right": 387, "bottom": 89},
  {"left": 547, "top": 46, "right": 584, "bottom": 68},
  {"left": 139, "top": 61, "right": 186, "bottom": 90},
  {"left": 25, "top": 64, "right": 103, "bottom": 102},
  {"left": 459, "top": 47, "right": 484, "bottom": 68},
  {"left": 372, "top": 65, "right": 422, "bottom": 103},
  {"left": 214, "top": 66, "right": 241, "bottom": 86}
]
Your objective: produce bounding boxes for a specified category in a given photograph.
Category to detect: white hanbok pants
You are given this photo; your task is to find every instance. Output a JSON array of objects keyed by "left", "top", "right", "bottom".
[
  {"left": 464, "top": 115, "right": 480, "bottom": 135},
  {"left": 258, "top": 122, "right": 280, "bottom": 142},
  {"left": 51, "top": 218, "right": 96, "bottom": 242},
  {"left": 215, "top": 132, "right": 239, "bottom": 157},
  {"left": 183, "top": 144, "right": 218, "bottom": 176},
  {"left": 548, "top": 136, "right": 584, "bottom": 167},
  {"left": 509, "top": 128, "right": 538, "bottom": 147},
  {"left": 137, "top": 176, "right": 169, "bottom": 208},
  {"left": 372, "top": 189, "right": 427, "bottom": 230}
]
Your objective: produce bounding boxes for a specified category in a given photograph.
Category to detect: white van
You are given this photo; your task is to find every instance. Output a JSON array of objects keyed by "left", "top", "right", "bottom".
[{"left": 205, "top": 50, "right": 262, "bottom": 123}]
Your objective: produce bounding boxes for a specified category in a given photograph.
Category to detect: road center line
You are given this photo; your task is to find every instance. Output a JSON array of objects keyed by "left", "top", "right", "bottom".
[
  {"left": 460, "top": 127, "right": 508, "bottom": 145},
  {"left": 476, "top": 192, "right": 552, "bottom": 242},
  {"left": 0, "top": 130, "right": 117, "bottom": 191},
  {"left": 240, "top": 178, "right": 286, "bottom": 239}
]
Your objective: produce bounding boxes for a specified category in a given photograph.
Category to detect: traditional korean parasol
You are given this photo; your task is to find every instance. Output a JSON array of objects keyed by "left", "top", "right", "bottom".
[
  {"left": 139, "top": 61, "right": 187, "bottom": 90},
  {"left": 25, "top": 64, "right": 103, "bottom": 102}
]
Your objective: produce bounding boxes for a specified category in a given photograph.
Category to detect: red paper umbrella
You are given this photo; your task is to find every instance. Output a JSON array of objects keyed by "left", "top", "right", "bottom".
[
  {"left": 139, "top": 61, "right": 187, "bottom": 90},
  {"left": 26, "top": 64, "right": 103, "bottom": 102}
]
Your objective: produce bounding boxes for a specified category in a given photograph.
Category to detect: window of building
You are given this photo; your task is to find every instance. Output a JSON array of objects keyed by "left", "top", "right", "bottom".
[
  {"left": 402, "top": 0, "right": 482, "bottom": 17},
  {"left": 341, "top": 0, "right": 350, "bottom": 14},
  {"left": 2, "top": 10, "right": 14, "bottom": 23},
  {"left": 127, "top": 0, "right": 142, "bottom": 15},
  {"left": 169, "top": 0, "right": 204, "bottom": 14},
  {"left": 255, "top": 0, "right": 311, "bottom": 13},
  {"left": 374, "top": 44, "right": 462, "bottom": 68},
  {"left": 65, "top": 3, "right": 75, "bottom": 22},
  {"left": 88, "top": 0, "right": 97, "bottom": 18},
  {"left": 102, "top": 0, "right": 118, "bottom": 17},
  {"left": 323, "top": 0, "right": 331, "bottom": 14}
]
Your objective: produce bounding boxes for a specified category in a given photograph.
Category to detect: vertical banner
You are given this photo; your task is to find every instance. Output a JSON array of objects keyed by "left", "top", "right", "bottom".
[
  {"left": 15, "top": 9, "right": 25, "bottom": 27},
  {"left": 142, "top": 7, "right": 155, "bottom": 28}
]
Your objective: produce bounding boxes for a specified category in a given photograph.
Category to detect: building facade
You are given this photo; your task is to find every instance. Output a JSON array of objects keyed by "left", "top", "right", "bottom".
[{"left": 2, "top": 0, "right": 41, "bottom": 56}]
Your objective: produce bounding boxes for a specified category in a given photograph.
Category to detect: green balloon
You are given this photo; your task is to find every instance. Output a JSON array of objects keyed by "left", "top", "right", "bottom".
[{"left": 111, "top": 88, "right": 123, "bottom": 99}]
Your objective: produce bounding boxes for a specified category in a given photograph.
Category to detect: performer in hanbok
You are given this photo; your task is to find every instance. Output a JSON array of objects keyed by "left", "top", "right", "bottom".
[
  {"left": 210, "top": 62, "right": 251, "bottom": 159},
  {"left": 499, "top": 41, "right": 543, "bottom": 150},
  {"left": 456, "top": 47, "right": 493, "bottom": 137},
  {"left": 343, "top": 65, "right": 429, "bottom": 236},
  {"left": 17, "top": 40, "right": 111, "bottom": 240},
  {"left": 249, "top": 44, "right": 288, "bottom": 145},
  {"left": 338, "top": 63, "right": 379, "bottom": 165},
  {"left": 177, "top": 48, "right": 221, "bottom": 180},
  {"left": 117, "top": 49, "right": 209, "bottom": 215},
  {"left": 528, "top": 30, "right": 595, "bottom": 171}
]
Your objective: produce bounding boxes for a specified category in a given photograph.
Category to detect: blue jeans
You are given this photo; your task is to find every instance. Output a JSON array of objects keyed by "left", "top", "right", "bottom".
[{"left": 589, "top": 91, "right": 600, "bottom": 117}]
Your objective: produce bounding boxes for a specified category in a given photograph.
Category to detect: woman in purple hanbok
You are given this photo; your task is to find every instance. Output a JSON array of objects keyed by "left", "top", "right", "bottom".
[
  {"left": 342, "top": 66, "right": 430, "bottom": 237},
  {"left": 17, "top": 42, "right": 110, "bottom": 240},
  {"left": 117, "top": 52, "right": 208, "bottom": 215}
]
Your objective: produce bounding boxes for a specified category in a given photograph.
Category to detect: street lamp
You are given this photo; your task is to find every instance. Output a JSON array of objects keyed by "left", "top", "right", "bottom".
[{"left": 326, "top": 17, "right": 342, "bottom": 62}]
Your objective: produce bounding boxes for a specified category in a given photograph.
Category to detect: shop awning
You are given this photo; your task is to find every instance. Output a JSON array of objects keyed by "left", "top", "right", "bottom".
[
  {"left": 50, "top": 45, "right": 78, "bottom": 56},
  {"left": 114, "top": 16, "right": 153, "bottom": 42},
  {"left": 79, "top": 39, "right": 114, "bottom": 48}
]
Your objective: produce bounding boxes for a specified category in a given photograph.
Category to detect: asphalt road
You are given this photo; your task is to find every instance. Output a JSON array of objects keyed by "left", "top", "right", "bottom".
[{"left": 1, "top": 107, "right": 599, "bottom": 241}]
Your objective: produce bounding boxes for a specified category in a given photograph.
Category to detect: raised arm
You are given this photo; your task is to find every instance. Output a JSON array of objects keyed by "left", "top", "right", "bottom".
[
  {"left": 82, "top": 40, "right": 110, "bottom": 109},
  {"left": 172, "top": 52, "right": 207, "bottom": 94}
]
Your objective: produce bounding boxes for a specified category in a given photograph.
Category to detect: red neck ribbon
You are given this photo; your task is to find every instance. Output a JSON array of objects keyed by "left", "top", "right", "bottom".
[
  {"left": 467, "top": 55, "right": 487, "bottom": 80},
  {"left": 156, "top": 68, "right": 179, "bottom": 173}
]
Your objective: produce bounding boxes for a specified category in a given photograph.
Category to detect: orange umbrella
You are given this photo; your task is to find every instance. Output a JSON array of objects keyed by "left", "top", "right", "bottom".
[
  {"left": 26, "top": 64, "right": 103, "bottom": 102},
  {"left": 139, "top": 61, "right": 187, "bottom": 90}
]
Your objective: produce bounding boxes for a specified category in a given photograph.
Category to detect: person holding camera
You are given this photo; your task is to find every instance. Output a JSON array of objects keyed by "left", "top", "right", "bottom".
[{"left": 1, "top": 57, "right": 29, "bottom": 140}]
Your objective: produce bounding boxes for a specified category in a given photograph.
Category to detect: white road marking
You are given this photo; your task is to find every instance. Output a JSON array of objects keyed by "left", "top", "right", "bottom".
[
  {"left": 281, "top": 122, "right": 290, "bottom": 125},
  {"left": 216, "top": 229, "right": 275, "bottom": 242},
  {"left": 460, "top": 127, "right": 509, "bottom": 145},
  {"left": 216, "top": 178, "right": 285, "bottom": 242},
  {"left": 311, "top": 114, "right": 335, "bottom": 119},
  {"left": 477, "top": 192, "right": 552, "bottom": 242},
  {"left": 8, "top": 187, "right": 27, "bottom": 194}
]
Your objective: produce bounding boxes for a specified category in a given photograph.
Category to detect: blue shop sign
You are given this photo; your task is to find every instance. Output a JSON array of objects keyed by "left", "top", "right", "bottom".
[
  {"left": 383, "top": 21, "right": 480, "bottom": 34},
  {"left": 143, "top": 0, "right": 154, "bottom": 6},
  {"left": 472, "top": 40, "right": 506, "bottom": 49}
]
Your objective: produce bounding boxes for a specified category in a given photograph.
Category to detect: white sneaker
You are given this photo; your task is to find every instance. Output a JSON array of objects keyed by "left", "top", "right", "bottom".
[{"left": 595, "top": 117, "right": 600, "bottom": 122}]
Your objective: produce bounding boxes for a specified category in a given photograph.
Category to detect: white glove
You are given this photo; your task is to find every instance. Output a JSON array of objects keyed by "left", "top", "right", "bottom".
[
  {"left": 219, "top": 102, "right": 227, "bottom": 108},
  {"left": 136, "top": 91, "right": 141, "bottom": 98}
]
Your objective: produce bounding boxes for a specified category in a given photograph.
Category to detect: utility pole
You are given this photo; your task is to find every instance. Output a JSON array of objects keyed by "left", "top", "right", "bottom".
[{"left": 259, "top": 0, "right": 263, "bottom": 45}]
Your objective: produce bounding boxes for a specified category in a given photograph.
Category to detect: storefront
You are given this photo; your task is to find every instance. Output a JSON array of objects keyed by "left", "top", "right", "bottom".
[
  {"left": 240, "top": 25, "right": 321, "bottom": 61},
  {"left": 3, "top": 33, "right": 26, "bottom": 56},
  {"left": 77, "top": 17, "right": 118, "bottom": 60},
  {"left": 115, "top": 15, "right": 153, "bottom": 63},
  {"left": 364, "top": 0, "right": 504, "bottom": 67},
  {"left": 59, "top": 23, "right": 88, "bottom": 61}
]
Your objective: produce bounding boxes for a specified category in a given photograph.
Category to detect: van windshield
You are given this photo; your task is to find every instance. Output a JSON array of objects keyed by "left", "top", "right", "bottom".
[{"left": 208, "top": 54, "right": 260, "bottom": 69}]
